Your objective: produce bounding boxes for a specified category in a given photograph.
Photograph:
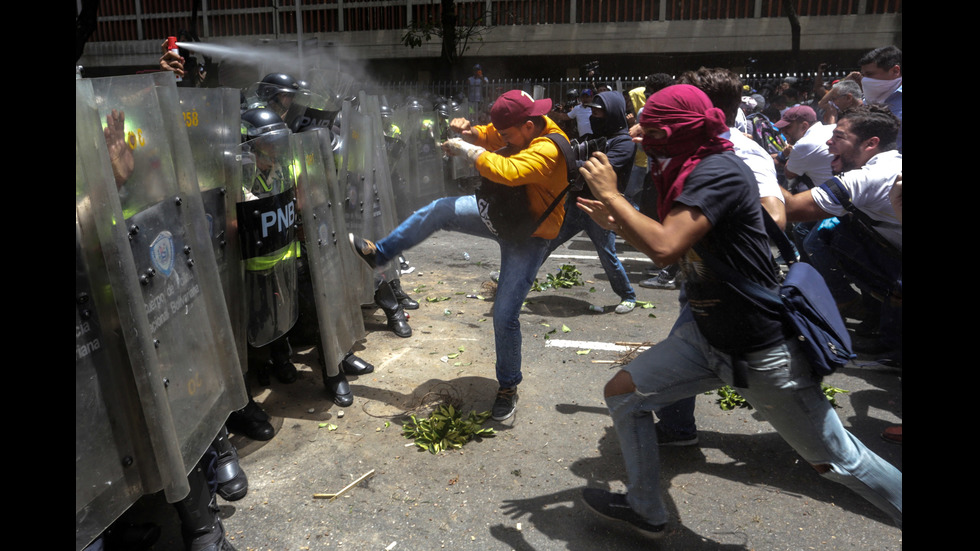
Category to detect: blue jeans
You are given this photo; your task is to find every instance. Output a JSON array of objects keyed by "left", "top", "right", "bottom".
[
  {"left": 607, "top": 315, "right": 902, "bottom": 528},
  {"left": 374, "top": 195, "right": 551, "bottom": 388},
  {"left": 546, "top": 201, "right": 635, "bottom": 302}
]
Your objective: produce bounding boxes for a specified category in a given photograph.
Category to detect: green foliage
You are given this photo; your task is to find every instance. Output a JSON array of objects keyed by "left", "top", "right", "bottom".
[
  {"left": 714, "top": 385, "right": 751, "bottom": 411},
  {"left": 712, "top": 383, "right": 850, "bottom": 411},
  {"left": 531, "top": 264, "right": 584, "bottom": 291},
  {"left": 402, "top": 404, "right": 495, "bottom": 454},
  {"left": 400, "top": 7, "right": 491, "bottom": 61},
  {"left": 821, "top": 384, "right": 849, "bottom": 408}
]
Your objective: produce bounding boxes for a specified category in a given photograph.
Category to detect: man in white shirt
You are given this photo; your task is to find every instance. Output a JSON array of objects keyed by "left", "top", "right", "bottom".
[{"left": 783, "top": 104, "right": 902, "bottom": 360}]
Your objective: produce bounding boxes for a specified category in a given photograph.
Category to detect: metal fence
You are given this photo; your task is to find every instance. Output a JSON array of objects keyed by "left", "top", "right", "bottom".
[
  {"left": 90, "top": 0, "right": 900, "bottom": 42},
  {"left": 356, "top": 71, "right": 854, "bottom": 107}
]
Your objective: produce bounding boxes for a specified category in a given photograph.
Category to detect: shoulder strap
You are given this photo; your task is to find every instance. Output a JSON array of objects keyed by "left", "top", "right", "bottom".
[
  {"left": 544, "top": 133, "right": 577, "bottom": 181},
  {"left": 523, "top": 133, "right": 573, "bottom": 232}
]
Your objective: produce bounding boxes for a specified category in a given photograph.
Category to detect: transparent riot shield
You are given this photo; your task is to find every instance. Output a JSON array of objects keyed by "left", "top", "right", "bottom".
[
  {"left": 177, "top": 87, "right": 247, "bottom": 375},
  {"left": 360, "top": 94, "right": 400, "bottom": 239},
  {"left": 313, "top": 127, "right": 369, "bottom": 342},
  {"left": 384, "top": 108, "right": 413, "bottom": 223},
  {"left": 446, "top": 101, "right": 480, "bottom": 185},
  {"left": 338, "top": 99, "right": 401, "bottom": 303},
  {"left": 77, "top": 75, "right": 246, "bottom": 548},
  {"left": 290, "top": 130, "right": 364, "bottom": 367},
  {"left": 76, "top": 204, "right": 151, "bottom": 550},
  {"left": 236, "top": 127, "right": 301, "bottom": 346},
  {"left": 337, "top": 100, "right": 378, "bottom": 304},
  {"left": 395, "top": 102, "right": 446, "bottom": 217},
  {"left": 283, "top": 89, "right": 341, "bottom": 134}
]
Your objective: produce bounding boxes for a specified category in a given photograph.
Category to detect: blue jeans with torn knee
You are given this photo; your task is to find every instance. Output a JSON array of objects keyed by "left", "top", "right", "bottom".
[
  {"left": 374, "top": 195, "right": 550, "bottom": 388},
  {"left": 606, "top": 314, "right": 902, "bottom": 528}
]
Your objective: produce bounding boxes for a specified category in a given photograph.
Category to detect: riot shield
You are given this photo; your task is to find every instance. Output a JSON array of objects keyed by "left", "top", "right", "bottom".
[
  {"left": 177, "top": 87, "right": 248, "bottom": 375},
  {"left": 290, "top": 130, "right": 364, "bottom": 367},
  {"left": 446, "top": 101, "right": 480, "bottom": 185},
  {"left": 393, "top": 102, "right": 446, "bottom": 219},
  {"left": 337, "top": 100, "right": 379, "bottom": 304},
  {"left": 314, "top": 127, "right": 369, "bottom": 342},
  {"left": 236, "top": 127, "right": 301, "bottom": 346},
  {"left": 76, "top": 197, "right": 151, "bottom": 550},
  {"left": 77, "top": 75, "right": 246, "bottom": 548},
  {"left": 360, "top": 94, "right": 401, "bottom": 239},
  {"left": 283, "top": 89, "right": 341, "bottom": 134},
  {"left": 384, "top": 109, "right": 413, "bottom": 224}
]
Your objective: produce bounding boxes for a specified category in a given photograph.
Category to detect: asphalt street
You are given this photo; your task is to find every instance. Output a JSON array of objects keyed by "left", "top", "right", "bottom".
[{"left": 133, "top": 230, "right": 902, "bottom": 551}]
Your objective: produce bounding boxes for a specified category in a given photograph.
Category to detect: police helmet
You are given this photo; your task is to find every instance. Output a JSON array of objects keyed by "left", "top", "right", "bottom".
[
  {"left": 241, "top": 108, "right": 288, "bottom": 142},
  {"left": 256, "top": 73, "right": 300, "bottom": 102}
]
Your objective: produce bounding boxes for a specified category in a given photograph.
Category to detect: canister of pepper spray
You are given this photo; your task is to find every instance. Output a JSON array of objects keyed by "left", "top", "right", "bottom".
[{"left": 167, "top": 36, "right": 182, "bottom": 82}]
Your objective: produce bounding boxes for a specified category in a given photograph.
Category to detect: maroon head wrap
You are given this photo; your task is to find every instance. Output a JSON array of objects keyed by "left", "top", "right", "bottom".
[{"left": 639, "top": 84, "right": 732, "bottom": 220}]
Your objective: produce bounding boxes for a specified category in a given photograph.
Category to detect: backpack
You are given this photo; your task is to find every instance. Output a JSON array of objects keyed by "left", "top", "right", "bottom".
[
  {"left": 475, "top": 133, "right": 576, "bottom": 242},
  {"left": 699, "top": 209, "right": 855, "bottom": 382},
  {"left": 745, "top": 112, "right": 788, "bottom": 157}
]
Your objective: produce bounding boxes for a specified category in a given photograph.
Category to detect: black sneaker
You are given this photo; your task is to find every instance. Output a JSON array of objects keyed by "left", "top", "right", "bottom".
[
  {"left": 348, "top": 233, "right": 379, "bottom": 269},
  {"left": 655, "top": 423, "right": 699, "bottom": 447},
  {"left": 491, "top": 387, "right": 518, "bottom": 421},
  {"left": 581, "top": 488, "right": 666, "bottom": 539}
]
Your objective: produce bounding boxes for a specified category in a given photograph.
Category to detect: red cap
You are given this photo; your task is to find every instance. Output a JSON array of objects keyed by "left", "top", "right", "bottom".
[
  {"left": 774, "top": 105, "right": 817, "bottom": 129},
  {"left": 490, "top": 90, "right": 553, "bottom": 130},
  {"left": 167, "top": 36, "right": 178, "bottom": 50}
]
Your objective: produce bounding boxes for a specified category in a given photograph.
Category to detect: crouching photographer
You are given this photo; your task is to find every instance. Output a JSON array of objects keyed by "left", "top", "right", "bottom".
[{"left": 544, "top": 90, "right": 640, "bottom": 314}]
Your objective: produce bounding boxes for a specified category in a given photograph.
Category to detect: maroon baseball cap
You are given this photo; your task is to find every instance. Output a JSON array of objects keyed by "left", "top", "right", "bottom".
[
  {"left": 490, "top": 90, "right": 553, "bottom": 129},
  {"left": 774, "top": 105, "right": 817, "bottom": 128}
]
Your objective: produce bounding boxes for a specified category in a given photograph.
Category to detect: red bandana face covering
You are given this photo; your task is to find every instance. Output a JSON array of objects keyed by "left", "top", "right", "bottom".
[{"left": 639, "top": 84, "right": 733, "bottom": 220}]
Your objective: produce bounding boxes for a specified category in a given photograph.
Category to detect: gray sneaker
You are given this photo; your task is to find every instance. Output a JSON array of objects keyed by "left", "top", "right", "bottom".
[
  {"left": 491, "top": 387, "right": 518, "bottom": 421},
  {"left": 639, "top": 271, "right": 678, "bottom": 290}
]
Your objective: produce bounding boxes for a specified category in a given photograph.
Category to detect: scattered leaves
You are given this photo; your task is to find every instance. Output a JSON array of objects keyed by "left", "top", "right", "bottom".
[
  {"left": 402, "top": 404, "right": 495, "bottom": 454},
  {"left": 531, "top": 264, "right": 584, "bottom": 291}
]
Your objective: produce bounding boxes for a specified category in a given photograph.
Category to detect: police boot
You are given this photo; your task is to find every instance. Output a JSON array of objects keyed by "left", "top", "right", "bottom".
[
  {"left": 341, "top": 352, "right": 375, "bottom": 376},
  {"left": 175, "top": 457, "right": 237, "bottom": 551},
  {"left": 269, "top": 337, "right": 298, "bottom": 384},
  {"left": 390, "top": 278, "right": 419, "bottom": 310},
  {"left": 375, "top": 281, "right": 412, "bottom": 338},
  {"left": 212, "top": 426, "right": 248, "bottom": 501},
  {"left": 321, "top": 368, "right": 353, "bottom": 408},
  {"left": 226, "top": 393, "right": 275, "bottom": 441}
]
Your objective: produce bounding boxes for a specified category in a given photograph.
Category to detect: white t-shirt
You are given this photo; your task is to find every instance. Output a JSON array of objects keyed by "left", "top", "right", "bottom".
[
  {"left": 811, "top": 150, "right": 902, "bottom": 250},
  {"left": 568, "top": 104, "right": 593, "bottom": 136},
  {"left": 786, "top": 122, "right": 835, "bottom": 188},
  {"left": 725, "top": 129, "right": 783, "bottom": 201}
]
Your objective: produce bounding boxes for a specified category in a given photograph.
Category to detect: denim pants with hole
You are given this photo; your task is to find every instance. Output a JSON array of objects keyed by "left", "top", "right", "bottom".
[{"left": 607, "top": 315, "right": 902, "bottom": 528}]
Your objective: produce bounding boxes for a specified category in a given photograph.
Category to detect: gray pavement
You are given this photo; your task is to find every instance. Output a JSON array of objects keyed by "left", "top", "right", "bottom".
[{"left": 138, "top": 231, "right": 902, "bottom": 550}]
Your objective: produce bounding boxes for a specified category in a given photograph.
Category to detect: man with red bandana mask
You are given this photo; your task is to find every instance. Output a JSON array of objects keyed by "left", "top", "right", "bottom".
[{"left": 575, "top": 84, "right": 902, "bottom": 538}]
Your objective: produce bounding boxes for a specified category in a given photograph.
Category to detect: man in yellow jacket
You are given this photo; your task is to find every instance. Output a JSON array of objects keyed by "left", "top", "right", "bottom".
[{"left": 349, "top": 90, "right": 568, "bottom": 421}]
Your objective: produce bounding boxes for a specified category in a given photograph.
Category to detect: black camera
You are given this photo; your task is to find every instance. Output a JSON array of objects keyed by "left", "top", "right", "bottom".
[
  {"left": 568, "top": 136, "right": 607, "bottom": 191},
  {"left": 570, "top": 136, "right": 607, "bottom": 161}
]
